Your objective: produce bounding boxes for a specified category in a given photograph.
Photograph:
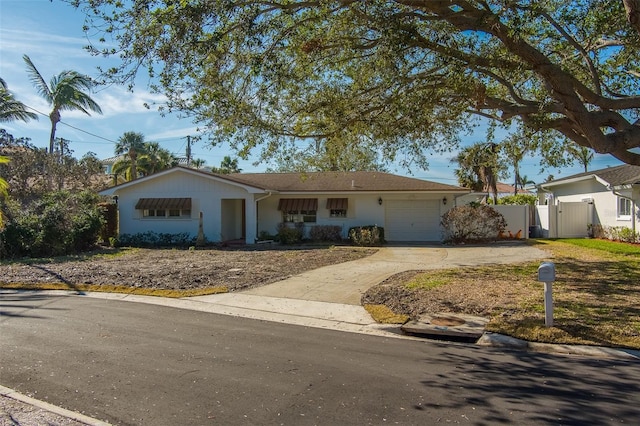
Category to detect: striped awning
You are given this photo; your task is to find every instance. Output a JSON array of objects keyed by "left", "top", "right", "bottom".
[
  {"left": 135, "top": 198, "right": 192, "bottom": 210},
  {"left": 278, "top": 198, "right": 318, "bottom": 211},
  {"left": 326, "top": 198, "right": 348, "bottom": 210}
]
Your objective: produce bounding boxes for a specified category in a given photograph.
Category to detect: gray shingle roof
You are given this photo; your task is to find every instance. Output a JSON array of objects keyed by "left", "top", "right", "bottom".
[
  {"left": 223, "top": 170, "right": 467, "bottom": 192},
  {"left": 549, "top": 164, "right": 640, "bottom": 186}
]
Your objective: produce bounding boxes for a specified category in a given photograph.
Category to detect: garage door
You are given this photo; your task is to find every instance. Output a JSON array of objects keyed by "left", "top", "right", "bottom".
[{"left": 385, "top": 200, "right": 441, "bottom": 241}]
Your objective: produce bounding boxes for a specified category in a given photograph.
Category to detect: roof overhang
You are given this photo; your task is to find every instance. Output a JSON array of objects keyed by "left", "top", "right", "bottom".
[
  {"left": 98, "top": 166, "right": 267, "bottom": 196},
  {"left": 538, "top": 174, "right": 610, "bottom": 190}
]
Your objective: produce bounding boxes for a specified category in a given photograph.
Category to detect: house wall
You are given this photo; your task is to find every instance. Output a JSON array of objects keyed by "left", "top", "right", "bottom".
[
  {"left": 256, "top": 193, "right": 385, "bottom": 238},
  {"left": 547, "top": 179, "right": 628, "bottom": 229},
  {"left": 256, "top": 193, "right": 451, "bottom": 240},
  {"left": 114, "top": 172, "right": 255, "bottom": 243}
]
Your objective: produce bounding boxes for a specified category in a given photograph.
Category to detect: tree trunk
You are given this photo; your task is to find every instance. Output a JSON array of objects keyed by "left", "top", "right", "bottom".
[{"left": 48, "top": 110, "right": 60, "bottom": 154}]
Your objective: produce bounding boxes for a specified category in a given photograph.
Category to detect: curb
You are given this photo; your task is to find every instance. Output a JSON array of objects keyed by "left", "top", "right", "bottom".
[
  {"left": 0, "top": 385, "right": 111, "bottom": 426},
  {"left": 477, "top": 332, "right": 640, "bottom": 360}
]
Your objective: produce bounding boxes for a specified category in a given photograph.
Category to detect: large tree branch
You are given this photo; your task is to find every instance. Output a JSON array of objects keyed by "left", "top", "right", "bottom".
[{"left": 624, "top": 0, "right": 640, "bottom": 33}]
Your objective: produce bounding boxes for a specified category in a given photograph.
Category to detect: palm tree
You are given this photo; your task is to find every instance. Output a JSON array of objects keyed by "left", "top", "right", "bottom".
[
  {"left": 23, "top": 55, "right": 102, "bottom": 154},
  {"left": 453, "top": 142, "right": 503, "bottom": 204},
  {"left": 191, "top": 158, "right": 206, "bottom": 169},
  {"left": 570, "top": 146, "right": 594, "bottom": 173},
  {"left": 0, "top": 78, "right": 38, "bottom": 123},
  {"left": 518, "top": 175, "right": 535, "bottom": 190},
  {"left": 137, "top": 142, "right": 177, "bottom": 175},
  {"left": 114, "top": 131, "right": 147, "bottom": 180}
]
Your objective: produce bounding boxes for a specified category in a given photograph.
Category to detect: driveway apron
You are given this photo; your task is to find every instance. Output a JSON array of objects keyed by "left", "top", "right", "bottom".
[{"left": 243, "top": 243, "right": 548, "bottom": 305}]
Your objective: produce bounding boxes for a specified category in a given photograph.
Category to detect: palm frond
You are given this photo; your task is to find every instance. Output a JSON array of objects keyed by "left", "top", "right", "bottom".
[{"left": 23, "top": 54, "right": 53, "bottom": 104}]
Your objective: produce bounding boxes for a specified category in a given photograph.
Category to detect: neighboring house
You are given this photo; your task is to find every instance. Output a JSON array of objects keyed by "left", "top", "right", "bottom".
[
  {"left": 98, "top": 167, "right": 470, "bottom": 244},
  {"left": 536, "top": 164, "right": 640, "bottom": 238},
  {"left": 492, "top": 182, "right": 532, "bottom": 198}
]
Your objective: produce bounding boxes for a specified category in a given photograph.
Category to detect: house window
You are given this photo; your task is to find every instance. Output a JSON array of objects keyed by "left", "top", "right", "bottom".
[
  {"left": 136, "top": 198, "right": 192, "bottom": 219},
  {"left": 618, "top": 197, "right": 632, "bottom": 219},
  {"left": 327, "top": 198, "right": 348, "bottom": 218},
  {"left": 278, "top": 198, "right": 318, "bottom": 223},
  {"left": 283, "top": 210, "right": 317, "bottom": 223},
  {"left": 143, "top": 208, "right": 191, "bottom": 218}
]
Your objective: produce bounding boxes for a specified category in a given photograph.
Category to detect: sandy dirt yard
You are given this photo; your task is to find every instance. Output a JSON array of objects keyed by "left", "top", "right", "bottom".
[{"left": 0, "top": 246, "right": 377, "bottom": 292}]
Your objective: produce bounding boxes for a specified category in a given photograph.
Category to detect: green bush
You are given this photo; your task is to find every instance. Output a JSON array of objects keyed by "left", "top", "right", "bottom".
[
  {"left": 349, "top": 225, "right": 384, "bottom": 246},
  {"left": 309, "top": 225, "right": 343, "bottom": 242},
  {"left": 0, "top": 190, "right": 104, "bottom": 259},
  {"left": 592, "top": 225, "right": 639, "bottom": 243},
  {"left": 118, "top": 231, "right": 195, "bottom": 247},
  {"left": 276, "top": 223, "right": 304, "bottom": 245},
  {"left": 498, "top": 194, "right": 538, "bottom": 205},
  {"left": 441, "top": 205, "right": 507, "bottom": 244}
]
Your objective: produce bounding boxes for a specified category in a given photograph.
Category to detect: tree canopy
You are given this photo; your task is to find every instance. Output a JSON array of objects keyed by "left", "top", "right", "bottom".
[{"left": 69, "top": 0, "right": 640, "bottom": 166}]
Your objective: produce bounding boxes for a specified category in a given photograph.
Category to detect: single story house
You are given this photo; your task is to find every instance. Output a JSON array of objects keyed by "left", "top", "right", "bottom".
[
  {"left": 98, "top": 167, "right": 470, "bottom": 244},
  {"left": 536, "top": 164, "right": 640, "bottom": 237}
]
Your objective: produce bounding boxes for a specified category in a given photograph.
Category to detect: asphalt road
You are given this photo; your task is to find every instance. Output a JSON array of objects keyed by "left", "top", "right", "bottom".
[{"left": 1, "top": 293, "right": 639, "bottom": 425}]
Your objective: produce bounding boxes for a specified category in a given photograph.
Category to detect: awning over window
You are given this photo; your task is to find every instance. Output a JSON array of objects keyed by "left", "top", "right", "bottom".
[
  {"left": 278, "top": 198, "right": 318, "bottom": 211},
  {"left": 135, "top": 198, "right": 192, "bottom": 210},
  {"left": 326, "top": 198, "right": 348, "bottom": 210}
]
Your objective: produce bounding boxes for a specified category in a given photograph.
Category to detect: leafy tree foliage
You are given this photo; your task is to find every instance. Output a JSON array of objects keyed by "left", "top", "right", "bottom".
[
  {"left": 68, "top": 0, "right": 640, "bottom": 167},
  {"left": 267, "top": 134, "right": 389, "bottom": 172},
  {"left": 210, "top": 156, "right": 242, "bottom": 174},
  {"left": 498, "top": 194, "right": 539, "bottom": 206},
  {"left": 0, "top": 129, "right": 105, "bottom": 203},
  {"left": 0, "top": 78, "right": 38, "bottom": 123},
  {"left": 0, "top": 190, "right": 104, "bottom": 258},
  {"left": 23, "top": 55, "right": 102, "bottom": 154}
]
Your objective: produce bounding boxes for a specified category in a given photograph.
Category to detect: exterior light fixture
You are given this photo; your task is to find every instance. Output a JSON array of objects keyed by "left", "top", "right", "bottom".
[
  {"left": 378, "top": 197, "right": 383, "bottom": 205},
  {"left": 112, "top": 195, "right": 119, "bottom": 205},
  {"left": 442, "top": 196, "right": 447, "bottom": 205}
]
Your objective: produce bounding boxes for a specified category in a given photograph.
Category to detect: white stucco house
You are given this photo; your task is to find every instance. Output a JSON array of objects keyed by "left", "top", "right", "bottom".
[
  {"left": 536, "top": 164, "right": 640, "bottom": 238},
  {"left": 98, "top": 167, "right": 470, "bottom": 244}
]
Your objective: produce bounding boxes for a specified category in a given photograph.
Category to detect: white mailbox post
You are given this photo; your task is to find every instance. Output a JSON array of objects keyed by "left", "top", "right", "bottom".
[{"left": 537, "top": 262, "right": 556, "bottom": 327}]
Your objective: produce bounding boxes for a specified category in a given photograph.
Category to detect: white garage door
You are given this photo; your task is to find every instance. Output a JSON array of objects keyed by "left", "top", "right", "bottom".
[{"left": 385, "top": 200, "right": 441, "bottom": 241}]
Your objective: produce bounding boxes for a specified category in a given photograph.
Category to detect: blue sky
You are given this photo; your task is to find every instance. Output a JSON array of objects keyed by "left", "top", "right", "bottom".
[{"left": 0, "top": 0, "right": 624, "bottom": 184}]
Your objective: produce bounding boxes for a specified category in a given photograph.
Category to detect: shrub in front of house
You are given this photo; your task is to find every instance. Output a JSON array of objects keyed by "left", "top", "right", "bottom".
[
  {"left": 118, "top": 231, "right": 195, "bottom": 248},
  {"left": 309, "top": 225, "right": 343, "bottom": 242},
  {"left": 498, "top": 194, "right": 538, "bottom": 205},
  {"left": 0, "top": 190, "right": 104, "bottom": 259},
  {"left": 276, "top": 222, "right": 304, "bottom": 245},
  {"left": 441, "top": 204, "right": 507, "bottom": 244},
  {"left": 592, "top": 224, "right": 639, "bottom": 243},
  {"left": 349, "top": 225, "right": 384, "bottom": 246}
]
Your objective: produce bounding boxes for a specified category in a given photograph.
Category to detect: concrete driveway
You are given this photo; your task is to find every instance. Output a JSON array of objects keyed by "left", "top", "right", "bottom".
[{"left": 244, "top": 242, "right": 549, "bottom": 305}]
